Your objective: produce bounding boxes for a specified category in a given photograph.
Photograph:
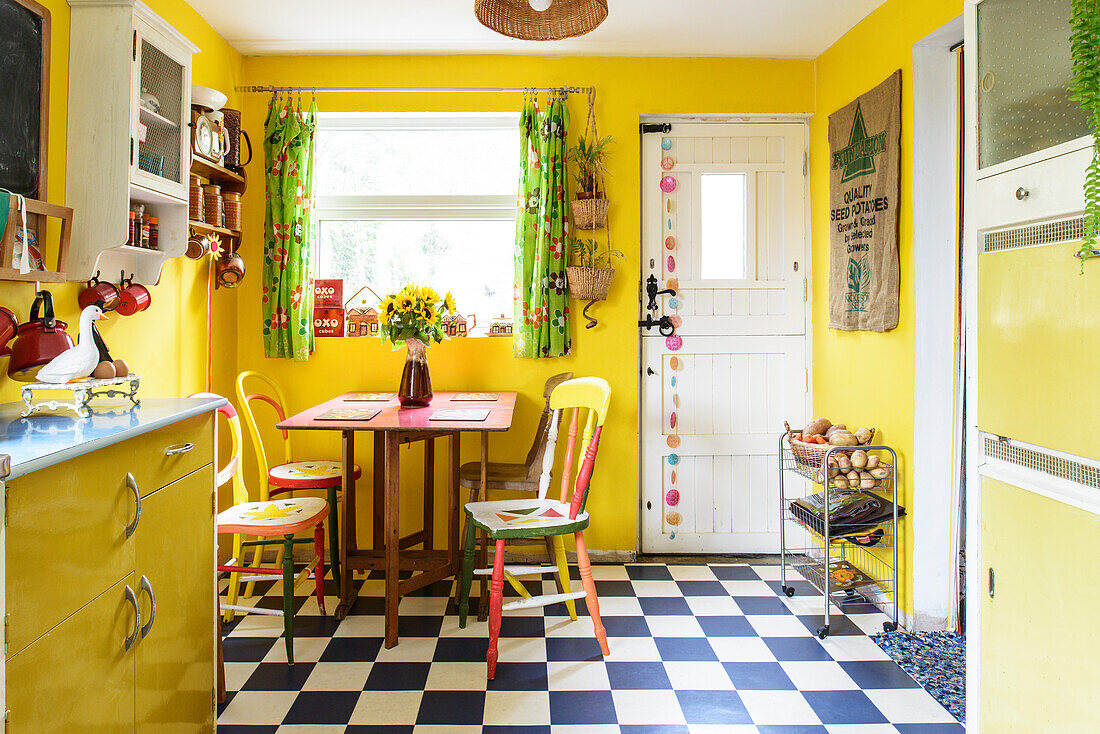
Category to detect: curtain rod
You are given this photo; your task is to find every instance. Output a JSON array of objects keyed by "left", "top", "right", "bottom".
[{"left": 236, "top": 85, "right": 590, "bottom": 94}]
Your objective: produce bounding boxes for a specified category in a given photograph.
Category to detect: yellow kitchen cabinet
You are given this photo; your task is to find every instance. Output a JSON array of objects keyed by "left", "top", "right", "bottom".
[
  {"left": 6, "top": 574, "right": 139, "bottom": 734},
  {"left": 0, "top": 399, "right": 221, "bottom": 732},
  {"left": 136, "top": 468, "right": 216, "bottom": 733}
]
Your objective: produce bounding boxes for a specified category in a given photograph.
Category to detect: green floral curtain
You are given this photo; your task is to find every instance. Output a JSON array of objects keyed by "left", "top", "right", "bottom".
[
  {"left": 514, "top": 94, "right": 571, "bottom": 358},
  {"left": 262, "top": 97, "right": 318, "bottom": 361}
]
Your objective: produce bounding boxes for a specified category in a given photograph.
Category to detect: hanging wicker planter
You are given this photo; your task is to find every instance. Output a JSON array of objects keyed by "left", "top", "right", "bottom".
[
  {"left": 566, "top": 265, "right": 614, "bottom": 301},
  {"left": 571, "top": 196, "right": 609, "bottom": 230},
  {"left": 474, "top": 0, "right": 608, "bottom": 41}
]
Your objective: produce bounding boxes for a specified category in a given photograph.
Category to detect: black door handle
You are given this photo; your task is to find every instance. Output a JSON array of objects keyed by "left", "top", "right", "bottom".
[
  {"left": 644, "top": 274, "right": 677, "bottom": 312},
  {"left": 639, "top": 314, "right": 675, "bottom": 337}
]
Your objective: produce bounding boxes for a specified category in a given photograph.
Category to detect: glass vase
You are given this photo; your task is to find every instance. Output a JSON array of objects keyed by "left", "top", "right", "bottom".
[{"left": 398, "top": 338, "right": 433, "bottom": 407}]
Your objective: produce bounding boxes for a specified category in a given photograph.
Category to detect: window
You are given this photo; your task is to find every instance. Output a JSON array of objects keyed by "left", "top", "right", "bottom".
[
  {"left": 314, "top": 114, "right": 520, "bottom": 332},
  {"left": 699, "top": 173, "right": 748, "bottom": 280}
]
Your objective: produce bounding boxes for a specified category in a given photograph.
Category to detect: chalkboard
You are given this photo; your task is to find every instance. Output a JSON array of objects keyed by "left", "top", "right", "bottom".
[{"left": 0, "top": 0, "right": 49, "bottom": 199}]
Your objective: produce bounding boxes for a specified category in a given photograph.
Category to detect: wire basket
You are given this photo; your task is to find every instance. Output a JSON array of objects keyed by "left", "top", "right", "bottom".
[
  {"left": 571, "top": 197, "right": 609, "bottom": 230},
  {"left": 567, "top": 266, "right": 614, "bottom": 301},
  {"left": 783, "top": 421, "right": 875, "bottom": 472}
]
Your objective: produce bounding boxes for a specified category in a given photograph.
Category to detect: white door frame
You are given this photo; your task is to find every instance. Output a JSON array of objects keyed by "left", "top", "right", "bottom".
[
  {"left": 636, "top": 116, "right": 813, "bottom": 554},
  {"left": 911, "top": 16, "right": 965, "bottom": 633}
]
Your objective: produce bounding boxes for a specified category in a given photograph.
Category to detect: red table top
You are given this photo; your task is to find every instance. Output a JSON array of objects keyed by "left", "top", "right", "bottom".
[{"left": 277, "top": 391, "right": 518, "bottom": 433}]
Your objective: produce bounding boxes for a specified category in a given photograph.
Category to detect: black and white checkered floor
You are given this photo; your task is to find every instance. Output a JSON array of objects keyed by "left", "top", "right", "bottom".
[{"left": 218, "top": 562, "right": 963, "bottom": 733}]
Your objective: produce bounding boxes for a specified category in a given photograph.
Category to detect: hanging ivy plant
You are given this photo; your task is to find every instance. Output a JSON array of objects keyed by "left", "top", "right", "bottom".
[{"left": 1069, "top": 0, "right": 1100, "bottom": 270}]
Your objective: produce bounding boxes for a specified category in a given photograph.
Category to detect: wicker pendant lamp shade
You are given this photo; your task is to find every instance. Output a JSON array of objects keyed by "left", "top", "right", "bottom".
[{"left": 475, "top": 0, "right": 609, "bottom": 41}]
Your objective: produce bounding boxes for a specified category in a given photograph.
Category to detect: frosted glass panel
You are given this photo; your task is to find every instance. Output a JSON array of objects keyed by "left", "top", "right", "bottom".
[
  {"left": 700, "top": 173, "right": 747, "bottom": 280},
  {"left": 976, "top": 0, "right": 1089, "bottom": 168}
]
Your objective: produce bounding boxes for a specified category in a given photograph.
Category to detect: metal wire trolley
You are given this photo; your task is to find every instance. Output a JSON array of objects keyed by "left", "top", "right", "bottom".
[{"left": 778, "top": 431, "right": 900, "bottom": 638}]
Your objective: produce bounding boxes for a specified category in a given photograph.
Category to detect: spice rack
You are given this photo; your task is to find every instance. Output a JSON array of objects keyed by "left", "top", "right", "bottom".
[
  {"left": 778, "top": 432, "right": 900, "bottom": 638},
  {"left": 189, "top": 154, "right": 246, "bottom": 252}
]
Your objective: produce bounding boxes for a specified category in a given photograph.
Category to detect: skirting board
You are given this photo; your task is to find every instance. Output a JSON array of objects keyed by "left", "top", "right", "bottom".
[{"left": 222, "top": 547, "right": 638, "bottom": 567}]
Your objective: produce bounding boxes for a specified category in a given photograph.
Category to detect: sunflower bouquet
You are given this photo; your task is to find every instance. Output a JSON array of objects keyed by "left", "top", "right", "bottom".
[{"left": 377, "top": 284, "right": 457, "bottom": 349}]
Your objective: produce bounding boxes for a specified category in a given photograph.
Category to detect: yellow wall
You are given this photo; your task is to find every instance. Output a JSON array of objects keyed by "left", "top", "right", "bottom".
[
  {"left": 0, "top": 0, "right": 242, "bottom": 406},
  {"left": 810, "top": 0, "right": 962, "bottom": 614},
  {"left": 234, "top": 55, "right": 815, "bottom": 551},
  {"left": 980, "top": 477, "right": 1100, "bottom": 730}
]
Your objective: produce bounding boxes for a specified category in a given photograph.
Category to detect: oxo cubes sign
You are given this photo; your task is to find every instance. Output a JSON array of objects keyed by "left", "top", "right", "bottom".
[
  {"left": 313, "top": 308, "right": 345, "bottom": 338},
  {"left": 313, "top": 279, "right": 343, "bottom": 309}
]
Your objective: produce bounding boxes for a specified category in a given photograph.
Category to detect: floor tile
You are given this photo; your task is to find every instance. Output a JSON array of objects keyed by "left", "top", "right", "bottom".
[
  {"left": 738, "top": 690, "right": 821, "bottom": 726},
  {"left": 241, "top": 662, "right": 316, "bottom": 691},
  {"left": 612, "top": 690, "right": 686, "bottom": 725},
  {"left": 482, "top": 690, "right": 552, "bottom": 726},
  {"left": 720, "top": 580, "right": 775, "bottom": 596},
  {"left": 666, "top": 565, "right": 719, "bottom": 581},
  {"left": 639, "top": 596, "right": 694, "bottom": 616},
  {"left": 802, "top": 690, "right": 889, "bottom": 725},
  {"left": 632, "top": 580, "right": 684, "bottom": 597},
  {"left": 223, "top": 637, "right": 278, "bottom": 662},
  {"left": 415, "top": 690, "right": 486, "bottom": 725},
  {"left": 605, "top": 661, "right": 673, "bottom": 689},
  {"left": 645, "top": 615, "right": 706, "bottom": 638},
  {"left": 261, "top": 636, "right": 332, "bottom": 664},
  {"left": 364, "top": 662, "right": 432, "bottom": 691},
  {"left": 373, "top": 637, "right": 439, "bottom": 663},
  {"left": 675, "top": 689, "right": 752, "bottom": 725},
  {"left": 601, "top": 615, "right": 651, "bottom": 637},
  {"left": 863, "top": 688, "right": 960, "bottom": 724},
  {"left": 218, "top": 692, "right": 299, "bottom": 726},
  {"left": 764, "top": 637, "right": 833, "bottom": 662},
  {"left": 282, "top": 690, "right": 361, "bottom": 725},
  {"left": 663, "top": 661, "right": 735, "bottom": 690},
  {"left": 839, "top": 661, "right": 922, "bottom": 689},
  {"left": 546, "top": 636, "right": 605, "bottom": 662},
  {"left": 602, "top": 636, "right": 663, "bottom": 662},
  {"left": 589, "top": 565, "right": 631, "bottom": 580},
  {"left": 349, "top": 691, "right": 423, "bottom": 725},
  {"left": 749, "top": 614, "right": 816, "bottom": 637},
  {"left": 708, "top": 565, "right": 761, "bottom": 581},
  {"left": 778, "top": 661, "right": 859, "bottom": 691},
  {"left": 549, "top": 690, "right": 617, "bottom": 725},
  {"left": 300, "top": 662, "right": 373, "bottom": 691},
  {"left": 696, "top": 615, "right": 755, "bottom": 637},
  {"left": 318, "top": 637, "right": 383, "bottom": 663},
  {"left": 707, "top": 636, "right": 778, "bottom": 663},
  {"left": 675, "top": 580, "right": 728, "bottom": 596},
  {"left": 423, "top": 661, "right": 487, "bottom": 690},
  {"left": 488, "top": 661, "right": 550, "bottom": 691},
  {"left": 626, "top": 564, "right": 675, "bottom": 581},
  {"left": 655, "top": 637, "right": 718, "bottom": 662},
  {"left": 893, "top": 724, "right": 965, "bottom": 733},
  {"left": 685, "top": 596, "right": 743, "bottom": 616},
  {"left": 734, "top": 596, "right": 794, "bottom": 615},
  {"left": 546, "top": 661, "right": 611, "bottom": 690}
]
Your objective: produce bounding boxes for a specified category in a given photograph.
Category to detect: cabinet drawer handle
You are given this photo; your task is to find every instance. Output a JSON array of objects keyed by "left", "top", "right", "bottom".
[
  {"left": 1015, "top": 187, "right": 1030, "bottom": 200},
  {"left": 139, "top": 575, "right": 156, "bottom": 638},
  {"left": 165, "top": 442, "right": 194, "bottom": 456},
  {"left": 125, "top": 472, "right": 142, "bottom": 539},
  {"left": 124, "top": 584, "right": 141, "bottom": 651}
]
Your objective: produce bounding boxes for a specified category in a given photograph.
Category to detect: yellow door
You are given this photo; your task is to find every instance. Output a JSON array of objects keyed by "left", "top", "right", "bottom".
[
  {"left": 6, "top": 573, "right": 138, "bottom": 733},
  {"left": 981, "top": 477, "right": 1100, "bottom": 730},
  {"left": 135, "top": 465, "right": 216, "bottom": 733},
  {"left": 6, "top": 448, "right": 137, "bottom": 656}
]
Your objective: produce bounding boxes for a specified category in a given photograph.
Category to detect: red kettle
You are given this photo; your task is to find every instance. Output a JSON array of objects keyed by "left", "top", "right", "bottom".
[{"left": 0, "top": 291, "right": 74, "bottom": 382}]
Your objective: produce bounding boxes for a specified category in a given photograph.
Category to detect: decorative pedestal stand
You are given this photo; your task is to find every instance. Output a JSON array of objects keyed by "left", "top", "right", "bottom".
[{"left": 21, "top": 375, "right": 142, "bottom": 417}]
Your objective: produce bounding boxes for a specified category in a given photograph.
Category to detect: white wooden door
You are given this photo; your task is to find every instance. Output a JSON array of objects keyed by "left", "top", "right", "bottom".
[{"left": 641, "top": 122, "right": 810, "bottom": 553}]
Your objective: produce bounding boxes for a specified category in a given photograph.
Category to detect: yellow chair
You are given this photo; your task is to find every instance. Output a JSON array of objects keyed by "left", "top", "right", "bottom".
[{"left": 235, "top": 370, "right": 361, "bottom": 602}]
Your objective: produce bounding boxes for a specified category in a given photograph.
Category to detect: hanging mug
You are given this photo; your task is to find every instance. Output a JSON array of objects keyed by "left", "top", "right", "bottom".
[
  {"left": 79, "top": 272, "right": 120, "bottom": 311},
  {"left": 117, "top": 275, "right": 151, "bottom": 316},
  {"left": 221, "top": 108, "right": 253, "bottom": 172}
]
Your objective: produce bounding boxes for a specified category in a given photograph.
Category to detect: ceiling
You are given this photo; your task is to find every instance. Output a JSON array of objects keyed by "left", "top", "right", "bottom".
[{"left": 186, "top": 0, "right": 888, "bottom": 58}]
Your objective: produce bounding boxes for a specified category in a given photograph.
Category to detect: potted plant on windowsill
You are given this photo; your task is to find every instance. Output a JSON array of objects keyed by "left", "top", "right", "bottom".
[
  {"left": 377, "top": 284, "right": 456, "bottom": 407},
  {"left": 569, "top": 134, "right": 612, "bottom": 230},
  {"left": 567, "top": 236, "right": 623, "bottom": 328}
]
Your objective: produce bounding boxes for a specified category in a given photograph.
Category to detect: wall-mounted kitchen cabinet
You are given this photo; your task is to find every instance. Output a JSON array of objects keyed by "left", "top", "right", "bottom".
[{"left": 65, "top": 0, "right": 198, "bottom": 284}]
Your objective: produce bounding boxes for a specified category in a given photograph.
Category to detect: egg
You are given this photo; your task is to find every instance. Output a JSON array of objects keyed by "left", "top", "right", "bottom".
[
  {"left": 92, "top": 361, "right": 116, "bottom": 379},
  {"left": 112, "top": 359, "right": 130, "bottom": 377}
]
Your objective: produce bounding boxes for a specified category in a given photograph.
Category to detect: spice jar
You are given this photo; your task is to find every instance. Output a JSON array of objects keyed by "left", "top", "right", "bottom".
[
  {"left": 148, "top": 216, "right": 159, "bottom": 250},
  {"left": 189, "top": 175, "right": 204, "bottom": 222},
  {"left": 127, "top": 211, "right": 136, "bottom": 247},
  {"left": 140, "top": 212, "right": 151, "bottom": 249},
  {"left": 130, "top": 203, "right": 145, "bottom": 248},
  {"left": 203, "top": 183, "right": 223, "bottom": 227},
  {"left": 223, "top": 191, "right": 242, "bottom": 231}
]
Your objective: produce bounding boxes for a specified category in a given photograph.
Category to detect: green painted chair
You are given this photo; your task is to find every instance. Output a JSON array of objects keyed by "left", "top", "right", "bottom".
[{"left": 458, "top": 377, "right": 611, "bottom": 679}]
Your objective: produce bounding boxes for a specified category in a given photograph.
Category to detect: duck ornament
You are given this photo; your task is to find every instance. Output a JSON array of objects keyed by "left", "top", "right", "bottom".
[{"left": 35, "top": 303, "right": 110, "bottom": 383}]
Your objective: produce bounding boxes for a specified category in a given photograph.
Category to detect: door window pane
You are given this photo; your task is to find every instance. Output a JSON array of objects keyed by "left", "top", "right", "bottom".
[
  {"left": 976, "top": 0, "right": 1089, "bottom": 168},
  {"left": 700, "top": 173, "right": 747, "bottom": 279}
]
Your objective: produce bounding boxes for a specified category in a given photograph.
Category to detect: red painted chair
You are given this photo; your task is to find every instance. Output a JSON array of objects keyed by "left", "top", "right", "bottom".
[
  {"left": 458, "top": 377, "right": 612, "bottom": 679},
  {"left": 235, "top": 370, "right": 361, "bottom": 599},
  {"left": 193, "top": 393, "right": 328, "bottom": 666}
]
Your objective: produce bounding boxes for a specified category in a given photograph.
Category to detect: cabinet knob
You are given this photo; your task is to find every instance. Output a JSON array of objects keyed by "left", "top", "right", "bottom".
[{"left": 1015, "top": 187, "right": 1030, "bottom": 201}]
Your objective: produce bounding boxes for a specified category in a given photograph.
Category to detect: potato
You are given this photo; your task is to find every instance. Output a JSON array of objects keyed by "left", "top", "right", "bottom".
[
  {"left": 851, "top": 450, "right": 868, "bottom": 469},
  {"left": 825, "top": 423, "right": 848, "bottom": 436},
  {"left": 829, "top": 432, "right": 859, "bottom": 447},
  {"left": 837, "top": 455, "right": 852, "bottom": 470},
  {"left": 854, "top": 427, "right": 873, "bottom": 444},
  {"left": 832, "top": 477, "right": 849, "bottom": 490},
  {"left": 866, "top": 455, "right": 880, "bottom": 469},
  {"left": 815, "top": 469, "right": 826, "bottom": 484},
  {"left": 869, "top": 467, "right": 891, "bottom": 480},
  {"left": 858, "top": 470, "right": 875, "bottom": 489},
  {"left": 846, "top": 469, "right": 860, "bottom": 482},
  {"left": 828, "top": 465, "right": 840, "bottom": 478},
  {"left": 803, "top": 418, "right": 832, "bottom": 437}
]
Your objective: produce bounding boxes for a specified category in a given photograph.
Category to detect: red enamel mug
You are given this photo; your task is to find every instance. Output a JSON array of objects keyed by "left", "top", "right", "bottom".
[
  {"left": 117, "top": 276, "right": 151, "bottom": 316},
  {"left": 78, "top": 272, "right": 120, "bottom": 311}
]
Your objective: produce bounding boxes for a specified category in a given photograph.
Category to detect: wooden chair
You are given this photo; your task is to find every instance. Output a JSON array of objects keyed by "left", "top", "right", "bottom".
[
  {"left": 458, "top": 372, "right": 575, "bottom": 619},
  {"left": 235, "top": 370, "right": 361, "bottom": 601},
  {"left": 195, "top": 393, "right": 328, "bottom": 666},
  {"left": 458, "top": 377, "right": 611, "bottom": 679}
]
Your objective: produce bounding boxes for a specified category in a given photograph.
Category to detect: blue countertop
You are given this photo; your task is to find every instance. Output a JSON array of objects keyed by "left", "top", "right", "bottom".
[{"left": 0, "top": 396, "right": 227, "bottom": 480}]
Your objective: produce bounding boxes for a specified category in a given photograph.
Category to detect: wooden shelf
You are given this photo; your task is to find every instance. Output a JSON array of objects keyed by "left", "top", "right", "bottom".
[
  {"left": 190, "top": 157, "right": 246, "bottom": 192},
  {"left": 188, "top": 220, "right": 240, "bottom": 240}
]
